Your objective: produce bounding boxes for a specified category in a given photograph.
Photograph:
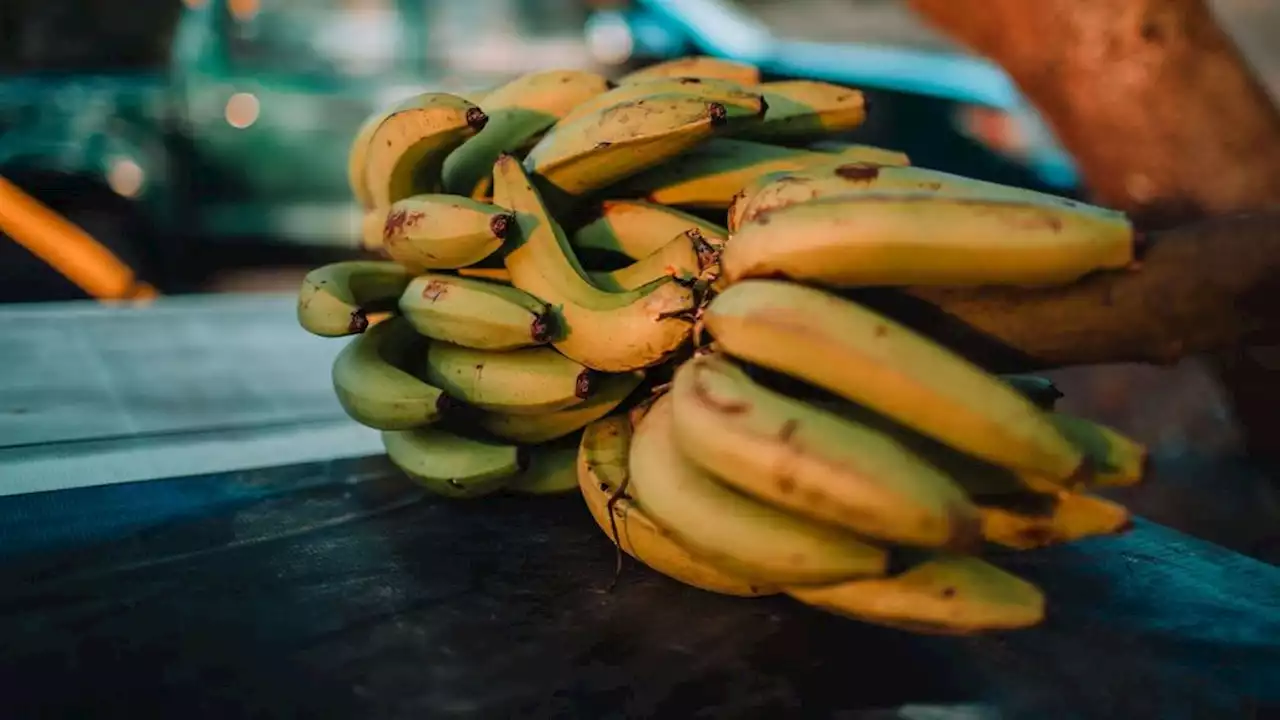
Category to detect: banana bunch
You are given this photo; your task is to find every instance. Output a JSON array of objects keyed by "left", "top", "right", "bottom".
[{"left": 296, "top": 55, "right": 1150, "bottom": 635}]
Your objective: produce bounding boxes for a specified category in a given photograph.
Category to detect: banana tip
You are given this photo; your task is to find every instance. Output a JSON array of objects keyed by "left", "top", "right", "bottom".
[
  {"left": 348, "top": 310, "right": 370, "bottom": 334},
  {"left": 708, "top": 102, "right": 728, "bottom": 127},
  {"left": 576, "top": 370, "right": 599, "bottom": 399},
  {"left": 465, "top": 106, "right": 489, "bottom": 131},
  {"left": 530, "top": 310, "right": 556, "bottom": 344},
  {"left": 490, "top": 213, "right": 515, "bottom": 239}
]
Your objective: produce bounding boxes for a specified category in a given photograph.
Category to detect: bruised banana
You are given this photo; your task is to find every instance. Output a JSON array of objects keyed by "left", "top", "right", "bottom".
[
  {"left": 587, "top": 229, "right": 710, "bottom": 292},
  {"left": 618, "top": 55, "right": 761, "bottom": 86},
  {"left": 422, "top": 341, "right": 598, "bottom": 416},
  {"left": 557, "top": 76, "right": 766, "bottom": 127},
  {"left": 787, "top": 555, "right": 1045, "bottom": 634},
  {"left": 704, "top": 280, "right": 1087, "bottom": 483},
  {"left": 629, "top": 393, "right": 888, "bottom": 585},
  {"left": 379, "top": 194, "right": 513, "bottom": 270},
  {"left": 670, "top": 353, "right": 981, "bottom": 550},
  {"left": 505, "top": 435, "right": 582, "bottom": 495},
  {"left": 737, "top": 80, "right": 867, "bottom": 142},
  {"left": 298, "top": 260, "right": 414, "bottom": 337},
  {"left": 442, "top": 69, "right": 613, "bottom": 199},
  {"left": 572, "top": 199, "right": 727, "bottom": 260},
  {"left": 332, "top": 317, "right": 446, "bottom": 430},
  {"left": 465, "top": 370, "right": 644, "bottom": 444},
  {"left": 399, "top": 273, "right": 551, "bottom": 350},
  {"left": 364, "top": 93, "right": 488, "bottom": 208},
  {"left": 577, "top": 415, "right": 776, "bottom": 597},
  {"left": 382, "top": 426, "right": 522, "bottom": 498},
  {"left": 615, "top": 138, "right": 909, "bottom": 209},
  {"left": 977, "top": 491, "right": 1132, "bottom": 550},
  {"left": 492, "top": 153, "right": 698, "bottom": 372}
]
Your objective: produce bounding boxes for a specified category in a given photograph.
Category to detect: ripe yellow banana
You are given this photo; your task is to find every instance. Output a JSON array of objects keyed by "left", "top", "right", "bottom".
[
  {"left": 382, "top": 426, "right": 522, "bottom": 498},
  {"left": 422, "top": 341, "right": 598, "bottom": 416},
  {"left": 669, "top": 353, "right": 981, "bottom": 549},
  {"left": 704, "top": 281, "right": 1088, "bottom": 483},
  {"left": 442, "top": 69, "right": 613, "bottom": 199},
  {"left": 505, "top": 435, "right": 581, "bottom": 495},
  {"left": 586, "top": 229, "right": 709, "bottom": 292},
  {"left": 723, "top": 193, "right": 1137, "bottom": 288},
  {"left": 787, "top": 555, "right": 1045, "bottom": 634},
  {"left": 331, "top": 317, "right": 446, "bottom": 430},
  {"left": 615, "top": 138, "right": 909, "bottom": 209},
  {"left": 492, "top": 153, "right": 698, "bottom": 372},
  {"left": 738, "top": 80, "right": 867, "bottom": 142},
  {"left": 464, "top": 370, "right": 644, "bottom": 444},
  {"left": 379, "top": 194, "right": 513, "bottom": 270},
  {"left": 572, "top": 199, "right": 727, "bottom": 260},
  {"left": 398, "top": 273, "right": 551, "bottom": 351},
  {"left": 364, "top": 93, "right": 488, "bottom": 209},
  {"left": 349, "top": 108, "right": 396, "bottom": 209},
  {"left": 298, "top": 260, "right": 415, "bottom": 337},
  {"left": 630, "top": 394, "right": 888, "bottom": 585},
  {"left": 977, "top": 491, "right": 1132, "bottom": 550},
  {"left": 1049, "top": 414, "right": 1148, "bottom": 488},
  {"left": 557, "top": 76, "right": 766, "bottom": 127},
  {"left": 577, "top": 415, "right": 776, "bottom": 597},
  {"left": 618, "top": 56, "right": 761, "bottom": 86}
]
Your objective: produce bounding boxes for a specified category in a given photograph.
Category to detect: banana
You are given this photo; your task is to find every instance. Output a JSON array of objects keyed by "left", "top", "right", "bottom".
[
  {"left": 492, "top": 153, "right": 698, "bottom": 372},
  {"left": 464, "top": 370, "right": 644, "bottom": 444},
  {"left": 669, "top": 354, "right": 981, "bottom": 549},
  {"left": 455, "top": 267, "right": 513, "bottom": 284},
  {"left": 630, "top": 393, "right": 888, "bottom": 585},
  {"left": 572, "top": 199, "right": 727, "bottom": 260},
  {"left": 1001, "top": 374, "right": 1064, "bottom": 410},
  {"left": 298, "top": 260, "right": 415, "bottom": 337},
  {"left": 442, "top": 69, "right": 613, "bottom": 199},
  {"left": 724, "top": 193, "right": 1137, "bottom": 288},
  {"left": 331, "top": 317, "right": 446, "bottom": 430},
  {"left": 557, "top": 76, "right": 766, "bottom": 127},
  {"left": 349, "top": 108, "right": 396, "bottom": 209},
  {"left": 422, "top": 341, "right": 598, "bottom": 415},
  {"left": 505, "top": 435, "right": 582, "bottom": 495},
  {"left": 364, "top": 93, "right": 488, "bottom": 209},
  {"left": 382, "top": 426, "right": 523, "bottom": 498},
  {"left": 614, "top": 138, "right": 910, "bottom": 210},
  {"left": 379, "top": 194, "right": 513, "bottom": 270},
  {"left": 399, "top": 273, "right": 551, "bottom": 350},
  {"left": 704, "top": 281, "right": 1088, "bottom": 483},
  {"left": 361, "top": 209, "right": 387, "bottom": 251},
  {"left": 524, "top": 95, "right": 744, "bottom": 199},
  {"left": 617, "top": 56, "right": 761, "bottom": 86},
  {"left": 587, "top": 229, "right": 709, "bottom": 292},
  {"left": 577, "top": 415, "right": 775, "bottom": 597},
  {"left": 787, "top": 555, "right": 1045, "bottom": 634},
  {"left": 738, "top": 80, "right": 867, "bottom": 142},
  {"left": 977, "top": 491, "right": 1132, "bottom": 550},
  {"left": 1049, "top": 414, "right": 1148, "bottom": 488}
]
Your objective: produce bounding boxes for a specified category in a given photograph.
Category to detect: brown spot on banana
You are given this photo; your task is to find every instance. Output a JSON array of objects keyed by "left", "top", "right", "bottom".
[
  {"left": 421, "top": 280, "right": 449, "bottom": 301},
  {"left": 834, "top": 163, "right": 881, "bottom": 182},
  {"left": 384, "top": 209, "right": 424, "bottom": 239},
  {"left": 489, "top": 213, "right": 515, "bottom": 238}
]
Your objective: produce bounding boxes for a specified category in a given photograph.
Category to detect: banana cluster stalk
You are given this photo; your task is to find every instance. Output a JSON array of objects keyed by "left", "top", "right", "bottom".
[{"left": 299, "top": 58, "right": 1150, "bottom": 635}]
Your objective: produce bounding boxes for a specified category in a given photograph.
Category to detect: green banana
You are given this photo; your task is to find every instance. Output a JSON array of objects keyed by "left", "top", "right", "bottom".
[
  {"left": 382, "top": 426, "right": 523, "bottom": 498},
  {"left": 572, "top": 199, "right": 728, "bottom": 260},
  {"left": 630, "top": 393, "right": 888, "bottom": 585},
  {"left": 505, "top": 435, "right": 581, "bottom": 495},
  {"left": 618, "top": 55, "right": 761, "bottom": 86},
  {"left": 587, "top": 229, "right": 710, "bottom": 292},
  {"left": 669, "top": 353, "right": 981, "bottom": 550},
  {"left": 977, "top": 491, "right": 1132, "bottom": 550},
  {"left": 379, "top": 194, "right": 513, "bottom": 270},
  {"left": 398, "top": 273, "right": 552, "bottom": 351},
  {"left": 704, "top": 281, "right": 1088, "bottom": 482},
  {"left": 737, "top": 80, "right": 867, "bottom": 142},
  {"left": 492, "top": 153, "right": 698, "bottom": 372},
  {"left": 462, "top": 370, "right": 644, "bottom": 444},
  {"left": 298, "top": 260, "right": 415, "bottom": 337},
  {"left": 557, "top": 76, "right": 766, "bottom": 127},
  {"left": 1049, "top": 414, "right": 1148, "bottom": 488},
  {"left": 331, "top": 317, "right": 446, "bottom": 430},
  {"left": 442, "top": 69, "right": 613, "bottom": 199},
  {"left": 422, "top": 341, "right": 598, "bottom": 415},
  {"left": 364, "top": 93, "right": 488, "bottom": 208}
]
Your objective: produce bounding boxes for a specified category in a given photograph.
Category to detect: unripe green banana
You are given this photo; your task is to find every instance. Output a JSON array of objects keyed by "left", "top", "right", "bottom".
[
  {"left": 298, "top": 260, "right": 414, "bottom": 337},
  {"left": 422, "top": 341, "right": 598, "bottom": 415},
  {"left": 572, "top": 199, "right": 727, "bottom": 260},
  {"left": 557, "top": 76, "right": 766, "bottom": 127},
  {"left": 587, "top": 229, "right": 711, "bottom": 292},
  {"left": 379, "top": 194, "right": 513, "bottom": 270},
  {"left": 629, "top": 394, "right": 888, "bottom": 585},
  {"left": 492, "top": 153, "right": 698, "bottom": 372},
  {"left": 364, "top": 93, "right": 488, "bottom": 209},
  {"left": 703, "top": 281, "right": 1088, "bottom": 482},
  {"left": 443, "top": 69, "right": 613, "bottom": 199},
  {"left": 382, "top": 426, "right": 523, "bottom": 498},
  {"left": 618, "top": 56, "right": 761, "bottom": 86},
  {"left": 977, "top": 491, "right": 1132, "bottom": 550},
  {"left": 505, "top": 435, "right": 581, "bottom": 495},
  {"left": 669, "top": 354, "right": 981, "bottom": 550},
  {"left": 398, "top": 273, "right": 551, "bottom": 351},
  {"left": 331, "top": 317, "right": 447, "bottom": 430},
  {"left": 1048, "top": 414, "right": 1148, "bottom": 488},
  {"left": 737, "top": 80, "right": 867, "bottom": 142},
  {"left": 461, "top": 370, "right": 644, "bottom": 443}
]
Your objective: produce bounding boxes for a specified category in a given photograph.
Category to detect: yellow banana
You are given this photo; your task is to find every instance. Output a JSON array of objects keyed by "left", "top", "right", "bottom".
[
  {"left": 464, "top": 370, "right": 644, "bottom": 444},
  {"left": 978, "top": 491, "right": 1132, "bottom": 550},
  {"left": 586, "top": 229, "right": 709, "bottom": 292},
  {"left": 630, "top": 394, "right": 888, "bottom": 585},
  {"left": 577, "top": 415, "right": 775, "bottom": 597},
  {"left": 615, "top": 138, "right": 909, "bottom": 210},
  {"left": 572, "top": 199, "right": 728, "bottom": 262},
  {"left": 618, "top": 56, "right": 761, "bottom": 86},
  {"left": 492, "top": 153, "right": 698, "bottom": 372},
  {"left": 364, "top": 93, "right": 488, "bottom": 209},
  {"left": 557, "top": 76, "right": 766, "bottom": 127},
  {"left": 442, "top": 69, "right": 613, "bottom": 199},
  {"left": 399, "top": 273, "right": 551, "bottom": 350},
  {"left": 422, "top": 341, "right": 598, "bottom": 416},
  {"left": 787, "top": 555, "right": 1045, "bottom": 634},
  {"left": 807, "top": 140, "right": 913, "bottom": 163},
  {"left": 361, "top": 209, "right": 387, "bottom": 251},
  {"left": 379, "top": 194, "right": 513, "bottom": 270},
  {"left": 738, "top": 80, "right": 867, "bottom": 142},
  {"left": 382, "top": 427, "right": 522, "bottom": 498},
  {"left": 669, "top": 354, "right": 981, "bottom": 550},
  {"left": 297, "top": 260, "right": 414, "bottom": 337},
  {"left": 1049, "top": 414, "right": 1148, "bottom": 488},
  {"left": 331, "top": 317, "right": 446, "bottom": 430},
  {"left": 704, "top": 281, "right": 1088, "bottom": 483},
  {"left": 724, "top": 193, "right": 1137, "bottom": 288},
  {"left": 505, "top": 435, "right": 581, "bottom": 495},
  {"left": 349, "top": 107, "right": 396, "bottom": 209}
]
